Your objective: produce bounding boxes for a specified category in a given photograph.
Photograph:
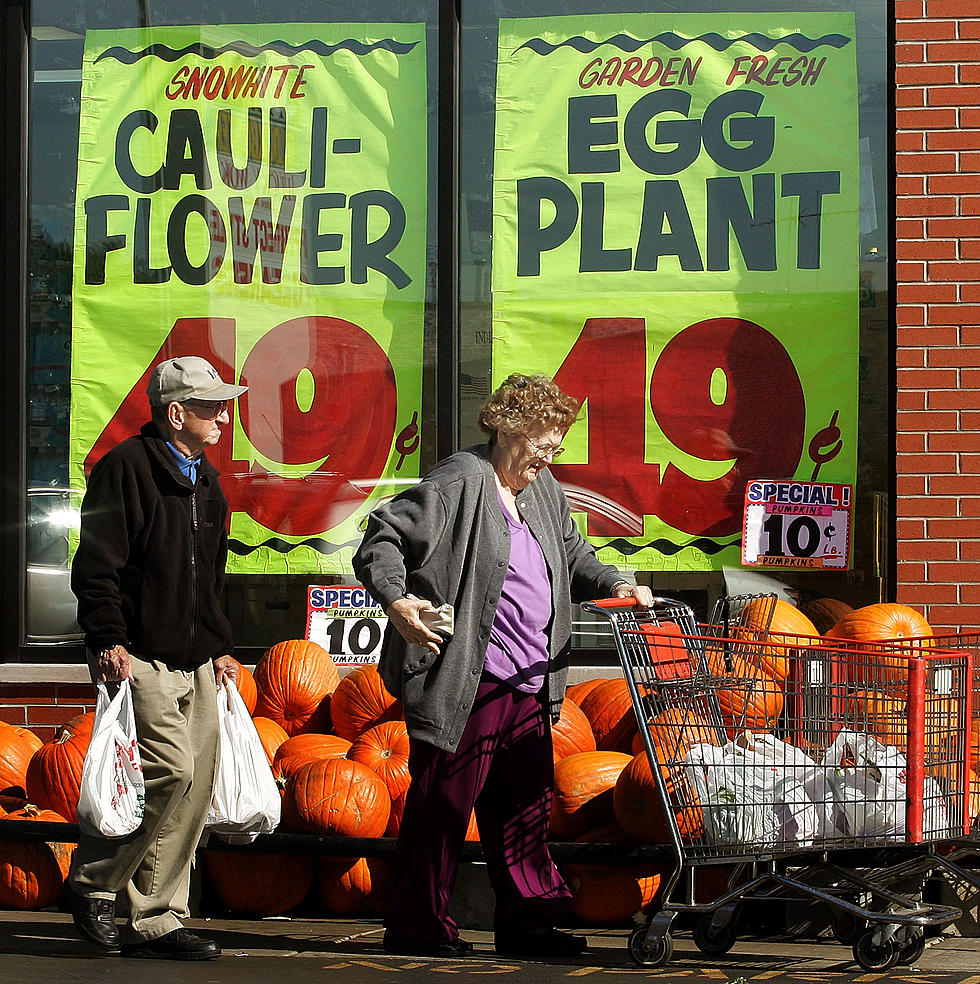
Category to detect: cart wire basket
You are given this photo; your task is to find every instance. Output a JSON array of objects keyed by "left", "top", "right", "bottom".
[{"left": 580, "top": 594, "right": 980, "bottom": 971}]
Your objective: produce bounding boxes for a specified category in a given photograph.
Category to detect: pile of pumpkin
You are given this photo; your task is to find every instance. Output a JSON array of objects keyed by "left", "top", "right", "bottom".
[{"left": 0, "top": 597, "right": 973, "bottom": 926}]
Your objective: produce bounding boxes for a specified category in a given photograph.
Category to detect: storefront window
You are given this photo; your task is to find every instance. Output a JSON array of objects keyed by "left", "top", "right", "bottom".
[{"left": 460, "top": 1, "right": 889, "bottom": 635}]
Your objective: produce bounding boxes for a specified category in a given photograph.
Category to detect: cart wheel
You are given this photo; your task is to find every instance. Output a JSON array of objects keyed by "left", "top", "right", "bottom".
[
  {"left": 853, "top": 931, "right": 899, "bottom": 972},
  {"left": 831, "top": 911, "right": 866, "bottom": 944},
  {"left": 693, "top": 915, "right": 738, "bottom": 955},
  {"left": 898, "top": 932, "right": 926, "bottom": 966},
  {"left": 628, "top": 926, "right": 673, "bottom": 967}
]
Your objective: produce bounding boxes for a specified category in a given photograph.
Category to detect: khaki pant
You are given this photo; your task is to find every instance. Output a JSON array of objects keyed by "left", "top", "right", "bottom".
[{"left": 69, "top": 658, "right": 219, "bottom": 941}]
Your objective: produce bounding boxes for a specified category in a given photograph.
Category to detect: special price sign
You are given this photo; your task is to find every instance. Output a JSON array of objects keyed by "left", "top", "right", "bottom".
[
  {"left": 306, "top": 585, "right": 387, "bottom": 665},
  {"left": 741, "top": 480, "right": 852, "bottom": 569}
]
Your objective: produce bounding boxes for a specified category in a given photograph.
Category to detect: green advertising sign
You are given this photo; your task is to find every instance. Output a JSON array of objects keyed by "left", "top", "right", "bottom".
[
  {"left": 70, "top": 24, "right": 428, "bottom": 573},
  {"left": 493, "top": 14, "right": 859, "bottom": 571}
]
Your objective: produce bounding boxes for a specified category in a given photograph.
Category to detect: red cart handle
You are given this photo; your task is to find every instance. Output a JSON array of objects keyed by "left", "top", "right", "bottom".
[{"left": 587, "top": 596, "right": 641, "bottom": 609}]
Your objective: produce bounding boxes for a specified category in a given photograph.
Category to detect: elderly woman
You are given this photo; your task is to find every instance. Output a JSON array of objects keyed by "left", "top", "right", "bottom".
[{"left": 353, "top": 372, "right": 652, "bottom": 959}]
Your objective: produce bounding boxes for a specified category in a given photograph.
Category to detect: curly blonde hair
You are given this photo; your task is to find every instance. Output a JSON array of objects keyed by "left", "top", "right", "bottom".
[{"left": 477, "top": 372, "right": 581, "bottom": 439}]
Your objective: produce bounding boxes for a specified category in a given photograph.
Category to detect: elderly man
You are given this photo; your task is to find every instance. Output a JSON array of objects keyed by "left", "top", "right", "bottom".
[{"left": 68, "top": 356, "right": 246, "bottom": 961}]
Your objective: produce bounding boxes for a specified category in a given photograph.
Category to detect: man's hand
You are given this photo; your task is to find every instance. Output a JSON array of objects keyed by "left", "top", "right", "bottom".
[
  {"left": 386, "top": 595, "right": 443, "bottom": 655},
  {"left": 612, "top": 582, "right": 655, "bottom": 607},
  {"left": 213, "top": 655, "right": 240, "bottom": 688},
  {"left": 95, "top": 644, "right": 133, "bottom": 683}
]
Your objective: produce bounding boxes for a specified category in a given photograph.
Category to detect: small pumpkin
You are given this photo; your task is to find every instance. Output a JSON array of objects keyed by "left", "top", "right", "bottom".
[
  {"left": 0, "top": 723, "right": 42, "bottom": 794},
  {"left": 319, "top": 856, "right": 394, "bottom": 916},
  {"left": 251, "top": 717, "right": 290, "bottom": 767},
  {"left": 800, "top": 597, "right": 855, "bottom": 634},
  {"left": 347, "top": 720, "right": 411, "bottom": 801},
  {"left": 273, "top": 733, "right": 352, "bottom": 791},
  {"left": 227, "top": 659, "right": 258, "bottom": 714},
  {"left": 253, "top": 639, "right": 340, "bottom": 737},
  {"left": 25, "top": 730, "right": 87, "bottom": 823},
  {"left": 550, "top": 750, "right": 632, "bottom": 840},
  {"left": 551, "top": 698, "right": 596, "bottom": 762},
  {"left": 328, "top": 665, "right": 401, "bottom": 741}
]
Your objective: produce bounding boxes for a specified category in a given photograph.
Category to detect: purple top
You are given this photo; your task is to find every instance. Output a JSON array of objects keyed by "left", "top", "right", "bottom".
[{"left": 483, "top": 493, "right": 553, "bottom": 693}]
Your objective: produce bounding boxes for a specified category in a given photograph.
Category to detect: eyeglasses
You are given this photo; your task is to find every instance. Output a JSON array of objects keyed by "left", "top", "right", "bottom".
[
  {"left": 522, "top": 435, "right": 565, "bottom": 460},
  {"left": 183, "top": 399, "right": 228, "bottom": 419}
]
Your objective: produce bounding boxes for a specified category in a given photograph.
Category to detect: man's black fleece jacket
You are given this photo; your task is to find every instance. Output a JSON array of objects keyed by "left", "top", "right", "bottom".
[{"left": 71, "top": 422, "right": 234, "bottom": 669}]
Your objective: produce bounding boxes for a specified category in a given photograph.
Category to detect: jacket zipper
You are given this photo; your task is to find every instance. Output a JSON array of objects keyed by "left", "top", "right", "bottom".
[{"left": 190, "top": 491, "right": 199, "bottom": 657}]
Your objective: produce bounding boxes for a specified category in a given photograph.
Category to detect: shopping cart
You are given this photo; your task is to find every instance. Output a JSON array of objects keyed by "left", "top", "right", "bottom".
[{"left": 580, "top": 595, "right": 979, "bottom": 971}]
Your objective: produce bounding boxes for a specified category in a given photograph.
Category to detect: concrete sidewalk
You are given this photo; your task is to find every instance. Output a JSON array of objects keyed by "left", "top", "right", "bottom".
[{"left": 2, "top": 909, "right": 980, "bottom": 977}]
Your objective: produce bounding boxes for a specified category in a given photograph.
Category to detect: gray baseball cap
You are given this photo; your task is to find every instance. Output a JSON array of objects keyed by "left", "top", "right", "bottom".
[{"left": 147, "top": 356, "right": 248, "bottom": 406}]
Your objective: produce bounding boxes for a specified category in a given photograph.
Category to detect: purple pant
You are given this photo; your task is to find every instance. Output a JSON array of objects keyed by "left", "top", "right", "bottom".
[{"left": 387, "top": 674, "right": 574, "bottom": 942}]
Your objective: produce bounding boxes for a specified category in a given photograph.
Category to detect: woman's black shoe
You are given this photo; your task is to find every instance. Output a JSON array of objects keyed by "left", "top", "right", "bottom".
[
  {"left": 494, "top": 927, "right": 588, "bottom": 957},
  {"left": 382, "top": 929, "right": 474, "bottom": 957}
]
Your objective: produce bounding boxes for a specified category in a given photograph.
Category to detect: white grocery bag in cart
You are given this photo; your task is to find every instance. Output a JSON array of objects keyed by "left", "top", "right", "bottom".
[
  {"left": 206, "top": 679, "right": 281, "bottom": 844},
  {"left": 684, "top": 741, "right": 820, "bottom": 848},
  {"left": 823, "top": 729, "right": 947, "bottom": 840},
  {"left": 77, "top": 680, "right": 145, "bottom": 838}
]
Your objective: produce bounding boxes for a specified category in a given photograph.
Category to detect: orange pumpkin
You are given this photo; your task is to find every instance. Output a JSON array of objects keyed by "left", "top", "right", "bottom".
[
  {"left": 801, "top": 597, "right": 855, "bottom": 634},
  {"left": 273, "top": 733, "right": 352, "bottom": 791},
  {"left": 0, "top": 723, "right": 42, "bottom": 794},
  {"left": 708, "top": 652, "right": 784, "bottom": 738},
  {"left": 0, "top": 804, "right": 74, "bottom": 909},
  {"left": 283, "top": 757, "right": 390, "bottom": 837},
  {"left": 551, "top": 698, "right": 596, "bottom": 762},
  {"left": 550, "top": 750, "right": 632, "bottom": 840},
  {"left": 205, "top": 850, "right": 313, "bottom": 916},
  {"left": 565, "top": 678, "right": 609, "bottom": 707},
  {"left": 319, "top": 856, "right": 394, "bottom": 916},
  {"left": 25, "top": 730, "right": 87, "bottom": 823},
  {"left": 737, "top": 599, "right": 819, "bottom": 682},
  {"left": 253, "top": 639, "right": 340, "bottom": 737},
  {"left": 826, "top": 604, "right": 933, "bottom": 686},
  {"left": 614, "top": 751, "right": 703, "bottom": 843},
  {"left": 634, "top": 705, "right": 720, "bottom": 763},
  {"left": 562, "top": 824, "right": 664, "bottom": 925},
  {"left": 328, "top": 665, "right": 401, "bottom": 741},
  {"left": 228, "top": 659, "right": 257, "bottom": 714},
  {"left": 578, "top": 678, "right": 637, "bottom": 752},
  {"left": 58, "top": 712, "right": 95, "bottom": 747},
  {"left": 251, "top": 716, "right": 290, "bottom": 767},
  {"left": 347, "top": 720, "right": 411, "bottom": 801}
]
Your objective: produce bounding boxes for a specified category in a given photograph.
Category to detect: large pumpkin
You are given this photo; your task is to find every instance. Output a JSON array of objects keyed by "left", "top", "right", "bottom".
[
  {"left": 205, "top": 850, "right": 313, "bottom": 916},
  {"left": 0, "top": 805, "right": 74, "bottom": 909},
  {"left": 251, "top": 717, "right": 290, "bottom": 767},
  {"left": 25, "top": 730, "right": 87, "bottom": 823},
  {"left": 578, "top": 679, "right": 637, "bottom": 752},
  {"left": 737, "top": 599, "right": 819, "bottom": 683},
  {"left": 562, "top": 824, "right": 664, "bottom": 925},
  {"left": 550, "top": 751, "right": 632, "bottom": 840},
  {"left": 253, "top": 640, "right": 340, "bottom": 736},
  {"left": 273, "top": 733, "right": 352, "bottom": 791},
  {"left": 347, "top": 720, "right": 411, "bottom": 800},
  {"left": 283, "top": 757, "right": 390, "bottom": 837},
  {"left": 0, "top": 723, "right": 42, "bottom": 794},
  {"left": 614, "top": 751, "right": 703, "bottom": 843},
  {"left": 328, "top": 665, "right": 401, "bottom": 741},
  {"left": 801, "top": 597, "right": 855, "bottom": 634},
  {"left": 826, "top": 603, "right": 933, "bottom": 686},
  {"left": 551, "top": 698, "right": 596, "bottom": 762},
  {"left": 319, "top": 856, "right": 394, "bottom": 916}
]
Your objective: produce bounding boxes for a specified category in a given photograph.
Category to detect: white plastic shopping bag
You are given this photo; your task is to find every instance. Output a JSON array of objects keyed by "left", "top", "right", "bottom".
[
  {"left": 206, "top": 679, "right": 281, "bottom": 844},
  {"left": 684, "top": 740, "right": 819, "bottom": 848},
  {"left": 77, "top": 680, "right": 145, "bottom": 838}
]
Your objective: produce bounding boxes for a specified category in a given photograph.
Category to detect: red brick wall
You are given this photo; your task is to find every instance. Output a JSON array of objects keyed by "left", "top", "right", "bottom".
[
  {"left": 896, "top": 1, "right": 980, "bottom": 631},
  {"left": 0, "top": 685, "right": 95, "bottom": 744}
]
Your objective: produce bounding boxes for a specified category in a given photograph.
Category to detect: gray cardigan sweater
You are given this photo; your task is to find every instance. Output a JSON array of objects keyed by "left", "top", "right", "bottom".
[{"left": 352, "top": 444, "right": 625, "bottom": 752}]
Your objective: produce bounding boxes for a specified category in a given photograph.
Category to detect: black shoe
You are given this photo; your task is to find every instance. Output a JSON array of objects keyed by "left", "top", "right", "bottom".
[
  {"left": 123, "top": 928, "right": 221, "bottom": 961},
  {"left": 495, "top": 927, "right": 588, "bottom": 958},
  {"left": 69, "top": 892, "right": 120, "bottom": 953},
  {"left": 382, "top": 929, "right": 474, "bottom": 958}
]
